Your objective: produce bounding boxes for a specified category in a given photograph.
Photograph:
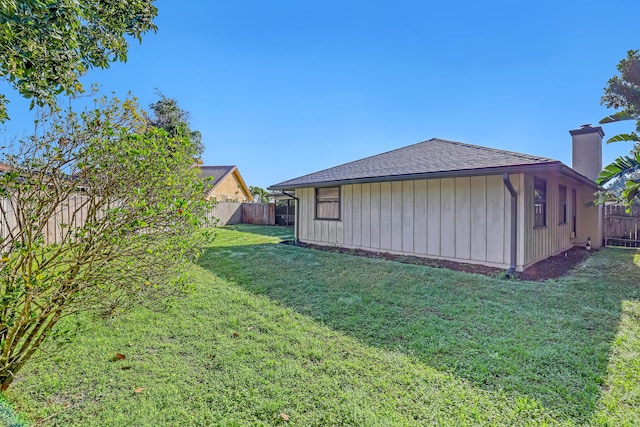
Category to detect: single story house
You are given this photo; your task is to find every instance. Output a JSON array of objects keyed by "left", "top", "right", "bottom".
[
  {"left": 198, "top": 165, "right": 253, "bottom": 202},
  {"left": 269, "top": 125, "right": 604, "bottom": 273}
]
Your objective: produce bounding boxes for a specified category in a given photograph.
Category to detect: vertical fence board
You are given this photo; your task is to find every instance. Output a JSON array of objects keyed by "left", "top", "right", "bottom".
[
  {"left": 604, "top": 204, "right": 640, "bottom": 247},
  {"left": 0, "top": 197, "right": 280, "bottom": 247},
  {"left": 241, "top": 203, "right": 275, "bottom": 225}
]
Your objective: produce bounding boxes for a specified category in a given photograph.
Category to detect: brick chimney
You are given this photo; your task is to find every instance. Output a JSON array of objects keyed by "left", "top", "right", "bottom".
[{"left": 569, "top": 124, "right": 605, "bottom": 182}]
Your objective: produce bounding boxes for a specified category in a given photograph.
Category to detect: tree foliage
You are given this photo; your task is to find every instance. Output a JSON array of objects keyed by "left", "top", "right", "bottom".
[
  {"left": 0, "top": 94, "right": 210, "bottom": 390},
  {"left": 0, "top": 0, "right": 158, "bottom": 121},
  {"left": 249, "top": 186, "right": 269, "bottom": 203},
  {"left": 602, "top": 50, "right": 640, "bottom": 115},
  {"left": 149, "top": 94, "right": 203, "bottom": 157},
  {"left": 598, "top": 50, "right": 640, "bottom": 205}
]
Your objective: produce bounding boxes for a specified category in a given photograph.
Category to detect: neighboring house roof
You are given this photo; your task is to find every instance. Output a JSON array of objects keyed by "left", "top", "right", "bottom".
[
  {"left": 267, "top": 191, "right": 295, "bottom": 201},
  {"left": 198, "top": 165, "right": 253, "bottom": 201},
  {"left": 269, "top": 138, "right": 598, "bottom": 190},
  {"left": 199, "top": 166, "right": 236, "bottom": 188}
]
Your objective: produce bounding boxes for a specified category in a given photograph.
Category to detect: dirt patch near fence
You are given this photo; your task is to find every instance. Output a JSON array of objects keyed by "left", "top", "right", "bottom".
[{"left": 282, "top": 241, "right": 592, "bottom": 281}]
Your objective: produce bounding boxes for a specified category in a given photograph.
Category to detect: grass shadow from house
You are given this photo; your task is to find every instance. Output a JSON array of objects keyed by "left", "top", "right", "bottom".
[{"left": 199, "top": 227, "right": 640, "bottom": 422}]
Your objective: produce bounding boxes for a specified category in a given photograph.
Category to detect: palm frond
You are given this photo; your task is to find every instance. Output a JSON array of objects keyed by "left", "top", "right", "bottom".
[
  {"left": 599, "top": 111, "right": 634, "bottom": 124},
  {"left": 597, "top": 154, "right": 640, "bottom": 186},
  {"left": 606, "top": 132, "right": 640, "bottom": 143}
]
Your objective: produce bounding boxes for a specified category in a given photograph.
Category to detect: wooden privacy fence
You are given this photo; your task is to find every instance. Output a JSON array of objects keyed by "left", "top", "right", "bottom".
[
  {"left": 206, "top": 202, "right": 275, "bottom": 226},
  {"left": 242, "top": 203, "right": 274, "bottom": 225},
  {"left": 0, "top": 197, "right": 17, "bottom": 243},
  {"left": 0, "top": 198, "right": 276, "bottom": 245},
  {"left": 604, "top": 204, "right": 640, "bottom": 248},
  {"left": 205, "top": 202, "right": 243, "bottom": 226},
  {"left": 1, "top": 195, "right": 91, "bottom": 245}
]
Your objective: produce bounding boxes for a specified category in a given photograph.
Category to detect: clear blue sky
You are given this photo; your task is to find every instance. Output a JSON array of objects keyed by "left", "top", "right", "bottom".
[{"left": 2, "top": 0, "right": 640, "bottom": 189}]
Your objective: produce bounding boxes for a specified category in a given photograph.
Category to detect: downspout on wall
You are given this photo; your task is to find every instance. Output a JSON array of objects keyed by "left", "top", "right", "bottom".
[
  {"left": 502, "top": 173, "right": 517, "bottom": 276},
  {"left": 282, "top": 190, "right": 300, "bottom": 243}
]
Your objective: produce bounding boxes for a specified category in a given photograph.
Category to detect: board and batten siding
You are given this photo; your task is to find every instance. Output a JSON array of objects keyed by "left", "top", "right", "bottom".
[
  {"left": 296, "top": 174, "right": 520, "bottom": 270},
  {"left": 518, "top": 173, "right": 584, "bottom": 268}
]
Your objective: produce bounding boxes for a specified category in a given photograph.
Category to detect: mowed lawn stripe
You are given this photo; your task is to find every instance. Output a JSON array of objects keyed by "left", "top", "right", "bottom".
[{"left": 5, "top": 225, "right": 640, "bottom": 426}]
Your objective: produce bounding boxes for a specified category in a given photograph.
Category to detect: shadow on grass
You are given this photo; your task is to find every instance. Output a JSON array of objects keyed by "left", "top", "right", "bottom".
[{"left": 199, "top": 241, "right": 640, "bottom": 422}]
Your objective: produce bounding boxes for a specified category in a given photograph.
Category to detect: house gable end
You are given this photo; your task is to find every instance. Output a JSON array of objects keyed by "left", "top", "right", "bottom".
[{"left": 200, "top": 165, "right": 253, "bottom": 202}]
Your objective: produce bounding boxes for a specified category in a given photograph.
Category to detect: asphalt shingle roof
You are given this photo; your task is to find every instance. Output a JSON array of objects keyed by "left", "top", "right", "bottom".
[
  {"left": 198, "top": 166, "right": 235, "bottom": 189},
  {"left": 270, "top": 138, "right": 561, "bottom": 189}
]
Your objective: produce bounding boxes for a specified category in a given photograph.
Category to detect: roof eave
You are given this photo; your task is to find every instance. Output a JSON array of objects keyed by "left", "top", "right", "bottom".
[
  {"left": 232, "top": 168, "right": 253, "bottom": 200},
  {"left": 269, "top": 162, "right": 600, "bottom": 191},
  {"left": 558, "top": 164, "right": 600, "bottom": 190}
]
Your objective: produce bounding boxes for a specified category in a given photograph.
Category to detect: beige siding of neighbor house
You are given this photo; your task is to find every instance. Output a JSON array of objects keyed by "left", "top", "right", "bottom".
[
  {"left": 296, "top": 174, "right": 524, "bottom": 270},
  {"left": 209, "top": 172, "right": 251, "bottom": 202}
]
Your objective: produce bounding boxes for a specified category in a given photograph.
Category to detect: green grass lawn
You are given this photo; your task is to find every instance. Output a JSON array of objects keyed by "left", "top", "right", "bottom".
[{"left": 4, "top": 224, "right": 640, "bottom": 426}]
